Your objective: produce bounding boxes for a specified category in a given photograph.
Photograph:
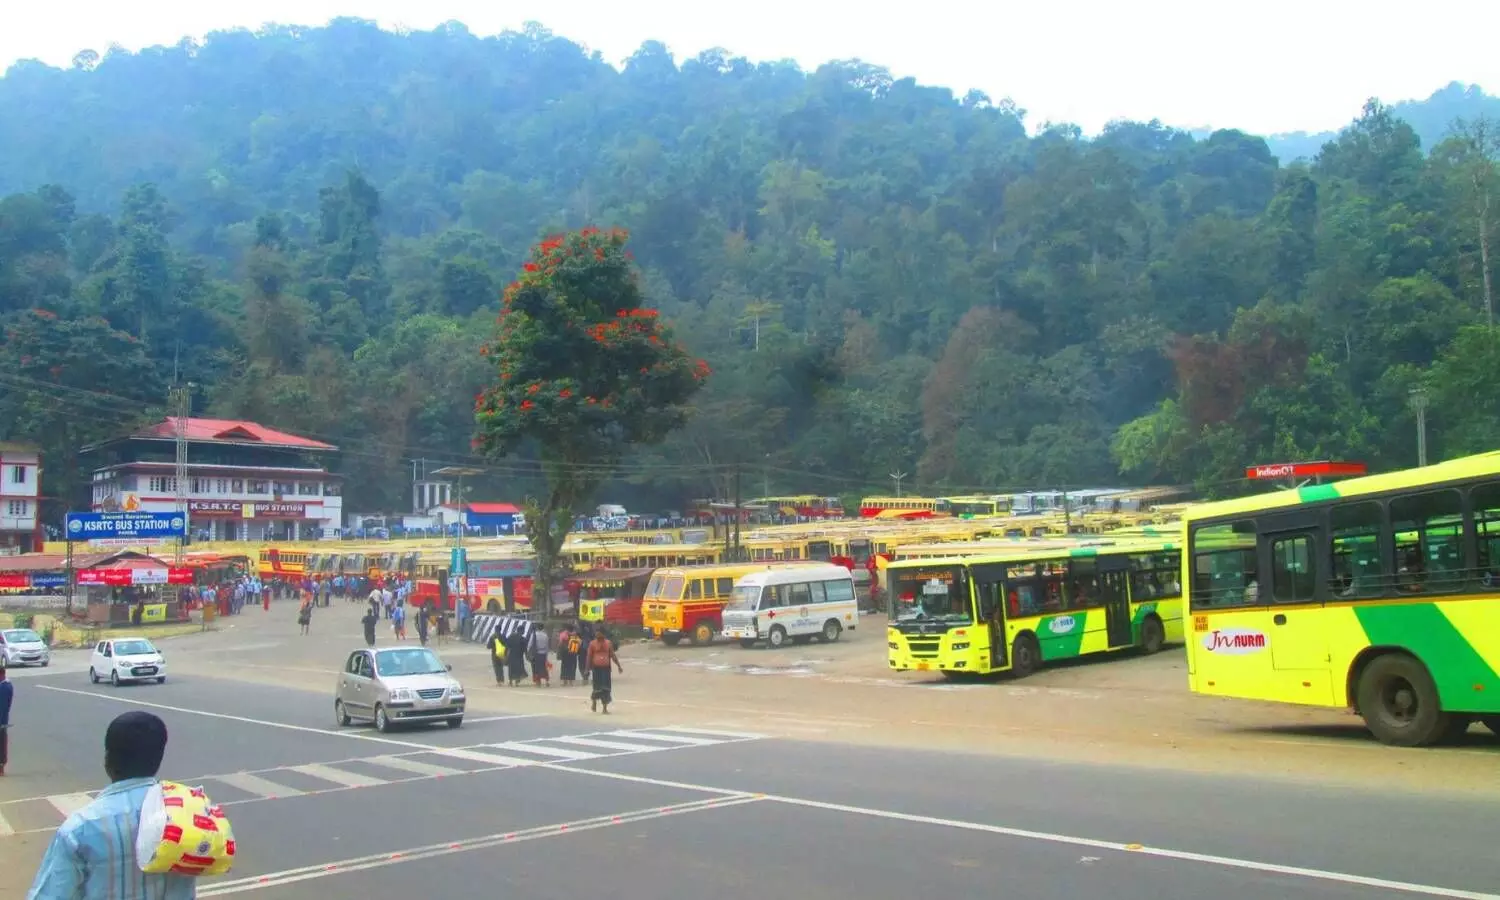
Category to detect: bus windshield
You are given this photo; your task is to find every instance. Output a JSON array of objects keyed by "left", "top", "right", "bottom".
[
  {"left": 888, "top": 565, "right": 970, "bottom": 623},
  {"left": 725, "top": 585, "right": 760, "bottom": 611}
]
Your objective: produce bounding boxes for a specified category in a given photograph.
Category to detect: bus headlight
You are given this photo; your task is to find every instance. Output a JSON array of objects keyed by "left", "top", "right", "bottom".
[
  {"left": 951, "top": 642, "right": 970, "bottom": 651},
  {"left": 888, "top": 641, "right": 899, "bottom": 650}
]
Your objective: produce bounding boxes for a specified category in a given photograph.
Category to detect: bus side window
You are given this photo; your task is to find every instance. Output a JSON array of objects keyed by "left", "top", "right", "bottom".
[
  {"left": 687, "top": 579, "right": 702, "bottom": 600},
  {"left": 1391, "top": 490, "right": 1464, "bottom": 595},
  {"left": 1472, "top": 482, "right": 1500, "bottom": 589},
  {"left": 1329, "top": 501, "right": 1383, "bottom": 598},
  {"left": 716, "top": 577, "right": 735, "bottom": 596},
  {"left": 1190, "top": 520, "right": 1258, "bottom": 609},
  {"left": 1270, "top": 535, "right": 1317, "bottom": 604}
]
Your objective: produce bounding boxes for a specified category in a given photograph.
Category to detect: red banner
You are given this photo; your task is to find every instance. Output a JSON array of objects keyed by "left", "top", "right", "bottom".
[
  {"left": 0, "top": 573, "right": 28, "bottom": 589},
  {"left": 76, "top": 568, "right": 194, "bottom": 586},
  {"left": 513, "top": 577, "right": 533, "bottom": 609}
]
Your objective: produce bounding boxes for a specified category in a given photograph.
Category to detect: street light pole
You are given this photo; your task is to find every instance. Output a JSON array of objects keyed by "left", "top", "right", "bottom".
[{"left": 1408, "top": 387, "right": 1429, "bottom": 467}]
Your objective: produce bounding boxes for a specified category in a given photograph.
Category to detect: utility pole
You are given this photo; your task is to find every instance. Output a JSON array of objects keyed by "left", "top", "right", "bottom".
[
  {"left": 1409, "top": 387, "right": 1430, "bottom": 467},
  {"left": 889, "top": 471, "right": 907, "bottom": 498},
  {"left": 169, "top": 384, "right": 191, "bottom": 563},
  {"left": 732, "top": 464, "right": 743, "bottom": 557},
  {"left": 1062, "top": 488, "right": 1072, "bottom": 535},
  {"left": 762, "top": 454, "right": 770, "bottom": 499}
]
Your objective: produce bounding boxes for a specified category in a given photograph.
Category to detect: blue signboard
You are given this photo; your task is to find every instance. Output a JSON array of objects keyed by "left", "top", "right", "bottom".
[
  {"left": 468, "top": 557, "right": 535, "bottom": 578},
  {"left": 64, "top": 511, "right": 187, "bottom": 540},
  {"left": 30, "top": 573, "right": 66, "bottom": 588},
  {"left": 450, "top": 547, "right": 467, "bottom": 576}
]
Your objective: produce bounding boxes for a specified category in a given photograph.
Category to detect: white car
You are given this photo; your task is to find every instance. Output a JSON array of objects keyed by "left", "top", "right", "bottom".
[
  {"left": 90, "top": 638, "right": 167, "bottom": 686},
  {"left": 0, "top": 628, "right": 50, "bottom": 667}
]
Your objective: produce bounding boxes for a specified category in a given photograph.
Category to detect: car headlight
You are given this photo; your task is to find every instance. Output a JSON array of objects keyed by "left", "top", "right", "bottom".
[
  {"left": 390, "top": 688, "right": 413, "bottom": 701},
  {"left": 449, "top": 680, "right": 465, "bottom": 696}
]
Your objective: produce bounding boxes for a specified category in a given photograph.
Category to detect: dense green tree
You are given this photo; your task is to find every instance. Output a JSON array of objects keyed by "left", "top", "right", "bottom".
[{"left": 474, "top": 228, "right": 708, "bottom": 607}]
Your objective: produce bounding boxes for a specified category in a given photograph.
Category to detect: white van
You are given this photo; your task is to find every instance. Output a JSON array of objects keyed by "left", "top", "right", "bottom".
[{"left": 721, "top": 564, "right": 859, "bottom": 649}]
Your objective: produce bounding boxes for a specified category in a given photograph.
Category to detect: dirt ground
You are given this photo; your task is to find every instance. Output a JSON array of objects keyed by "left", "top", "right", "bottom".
[{"left": 153, "top": 607, "right": 1500, "bottom": 799}]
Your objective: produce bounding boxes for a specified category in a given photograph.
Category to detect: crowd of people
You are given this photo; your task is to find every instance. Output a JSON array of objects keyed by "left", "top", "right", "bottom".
[{"left": 486, "top": 619, "right": 622, "bottom": 713}]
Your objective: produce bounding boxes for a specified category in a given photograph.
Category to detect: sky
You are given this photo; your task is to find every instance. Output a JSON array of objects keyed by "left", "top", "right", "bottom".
[{"left": 3, "top": 1, "right": 1498, "bottom": 136}]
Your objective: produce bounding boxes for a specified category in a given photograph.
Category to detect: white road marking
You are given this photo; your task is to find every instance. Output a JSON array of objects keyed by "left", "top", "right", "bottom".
[
  {"left": 654, "top": 726, "right": 766, "bottom": 740},
  {"left": 196, "top": 795, "right": 762, "bottom": 896},
  {"left": 47, "top": 794, "right": 94, "bottom": 816},
  {"left": 608, "top": 729, "right": 719, "bottom": 746},
  {"left": 215, "top": 772, "right": 305, "bottom": 798},
  {"left": 461, "top": 715, "right": 545, "bottom": 723},
  {"left": 363, "top": 755, "right": 463, "bottom": 777},
  {"left": 0, "top": 807, "right": 13, "bottom": 837},
  {"left": 541, "top": 763, "right": 1500, "bottom": 900},
  {"left": 288, "top": 763, "right": 383, "bottom": 788},
  {"left": 437, "top": 747, "right": 538, "bottom": 767},
  {"left": 485, "top": 741, "right": 598, "bottom": 760},
  {"left": 546, "top": 736, "right": 675, "bottom": 753},
  {"left": 35, "top": 685, "right": 441, "bottom": 750}
]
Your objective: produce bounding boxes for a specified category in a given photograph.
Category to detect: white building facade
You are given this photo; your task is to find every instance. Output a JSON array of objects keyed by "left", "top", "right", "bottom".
[{"left": 0, "top": 443, "right": 42, "bottom": 554}]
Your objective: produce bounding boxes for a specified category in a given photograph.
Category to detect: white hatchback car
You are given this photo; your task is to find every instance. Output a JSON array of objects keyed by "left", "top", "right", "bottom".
[
  {"left": 90, "top": 637, "right": 167, "bottom": 686},
  {"left": 0, "top": 628, "right": 50, "bottom": 667}
]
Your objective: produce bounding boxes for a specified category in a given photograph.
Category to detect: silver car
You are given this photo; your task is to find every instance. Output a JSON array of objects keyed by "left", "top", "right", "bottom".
[
  {"left": 1, "top": 628, "right": 49, "bottom": 668},
  {"left": 334, "top": 646, "right": 465, "bottom": 733}
]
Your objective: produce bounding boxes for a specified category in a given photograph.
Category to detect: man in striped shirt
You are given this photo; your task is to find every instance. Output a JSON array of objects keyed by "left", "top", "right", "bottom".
[{"left": 27, "top": 711, "right": 195, "bottom": 899}]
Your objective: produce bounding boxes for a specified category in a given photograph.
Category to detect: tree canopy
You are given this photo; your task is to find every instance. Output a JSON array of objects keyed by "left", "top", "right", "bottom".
[{"left": 0, "top": 20, "right": 1495, "bottom": 521}]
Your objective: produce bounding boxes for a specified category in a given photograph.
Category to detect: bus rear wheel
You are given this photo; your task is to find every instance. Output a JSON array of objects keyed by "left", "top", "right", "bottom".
[
  {"left": 1355, "top": 653, "right": 1450, "bottom": 747},
  {"left": 1138, "top": 616, "right": 1165, "bottom": 654},
  {"left": 1009, "top": 633, "right": 1040, "bottom": 678},
  {"left": 1482, "top": 716, "right": 1500, "bottom": 737}
]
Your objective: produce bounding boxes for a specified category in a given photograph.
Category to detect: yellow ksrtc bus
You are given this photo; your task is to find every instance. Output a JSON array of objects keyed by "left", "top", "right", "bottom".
[
  {"left": 886, "top": 542, "right": 1183, "bottom": 678},
  {"left": 641, "top": 562, "right": 797, "bottom": 645},
  {"left": 1183, "top": 451, "right": 1500, "bottom": 746}
]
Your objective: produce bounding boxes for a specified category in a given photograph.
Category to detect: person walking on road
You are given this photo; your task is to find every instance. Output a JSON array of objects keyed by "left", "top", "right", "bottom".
[
  {"left": 489, "top": 628, "right": 507, "bottom": 685},
  {"left": 557, "top": 627, "right": 580, "bottom": 686},
  {"left": 361, "top": 607, "right": 378, "bottom": 647},
  {"left": 504, "top": 628, "right": 528, "bottom": 686},
  {"left": 0, "top": 659, "right": 12, "bottom": 776},
  {"left": 414, "top": 601, "right": 430, "bottom": 646},
  {"left": 297, "top": 597, "right": 313, "bottom": 636},
  {"left": 588, "top": 630, "right": 622, "bottom": 714},
  {"left": 528, "top": 624, "right": 551, "bottom": 686},
  {"left": 26, "top": 711, "right": 195, "bottom": 899},
  {"left": 391, "top": 603, "right": 407, "bottom": 641}
]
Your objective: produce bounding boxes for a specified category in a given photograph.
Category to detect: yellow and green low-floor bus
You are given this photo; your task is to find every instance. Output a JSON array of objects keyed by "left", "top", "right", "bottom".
[
  {"left": 1183, "top": 451, "right": 1500, "bottom": 746},
  {"left": 885, "top": 542, "right": 1184, "bottom": 678}
]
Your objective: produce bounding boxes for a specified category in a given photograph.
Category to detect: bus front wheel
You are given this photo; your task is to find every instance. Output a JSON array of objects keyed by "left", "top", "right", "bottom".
[
  {"left": 1138, "top": 616, "right": 1165, "bottom": 654},
  {"left": 1009, "top": 633, "right": 1040, "bottom": 678},
  {"left": 1355, "top": 653, "right": 1450, "bottom": 747},
  {"left": 661, "top": 634, "right": 682, "bottom": 647},
  {"left": 690, "top": 623, "right": 716, "bottom": 646}
]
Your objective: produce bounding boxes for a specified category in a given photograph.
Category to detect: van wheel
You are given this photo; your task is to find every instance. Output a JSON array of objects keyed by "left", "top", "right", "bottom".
[
  {"left": 1139, "top": 616, "right": 1165, "bottom": 654},
  {"left": 1010, "top": 633, "right": 1040, "bottom": 678},
  {"left": 821, "top": 620, "right": 842, "bottom": 643},
  {"left": 1355, "top": 653, "right": 1449, "bottom": 747},
  {"left": 738, "top": 639, "right": 757, "bottom": 649},
  {"left": 690, "top": 623, "right": 715, "bottom": 646},
  {"left": 767, "top": 626, "right": 788, "bottom": 649}
]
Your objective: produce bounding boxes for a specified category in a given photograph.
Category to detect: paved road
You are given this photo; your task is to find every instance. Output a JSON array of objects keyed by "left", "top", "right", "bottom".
[{"left": 2, "top": 668, "right": 1496, "bottom": 900}]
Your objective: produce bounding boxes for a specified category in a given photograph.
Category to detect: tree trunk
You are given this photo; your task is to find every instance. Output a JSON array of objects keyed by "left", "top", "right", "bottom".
[
  {"left": 525, "top": 456, "right": 600, "bottom": 619},
  {"left": 1479, "top": 195, "right": 1494, "bottom": 326}
]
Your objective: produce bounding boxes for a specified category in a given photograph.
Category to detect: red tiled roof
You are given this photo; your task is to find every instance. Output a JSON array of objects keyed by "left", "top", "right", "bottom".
[
  {"left": 132, "top": 418, "right": 335, "bottom": 451},
  {"left": 466, "top": 502, "right": 522, "bottom": 515}
]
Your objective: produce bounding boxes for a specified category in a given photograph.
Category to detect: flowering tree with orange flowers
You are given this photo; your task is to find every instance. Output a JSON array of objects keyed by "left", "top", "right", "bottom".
[{"left": 473, "top": 226, "right": 709, "bottom": 611}]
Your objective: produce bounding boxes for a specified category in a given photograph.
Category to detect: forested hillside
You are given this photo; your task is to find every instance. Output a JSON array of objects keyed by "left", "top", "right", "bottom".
[
  {"left": 1266, "top": 82, "right": 1499, "bottom": 161},
  {"left": 1, "top": 18, "right": 1497, "bottom": 520}
]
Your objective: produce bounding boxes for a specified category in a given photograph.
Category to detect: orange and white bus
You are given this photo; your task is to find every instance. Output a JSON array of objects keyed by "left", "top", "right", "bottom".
[{"left": 859, "top": 496, "right": 945, "bottom": 519}]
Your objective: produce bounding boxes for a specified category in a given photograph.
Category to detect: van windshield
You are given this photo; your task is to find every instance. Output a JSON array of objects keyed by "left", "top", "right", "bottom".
[{"left": 725, "top": 585, "right": 761, "bottom": 611}]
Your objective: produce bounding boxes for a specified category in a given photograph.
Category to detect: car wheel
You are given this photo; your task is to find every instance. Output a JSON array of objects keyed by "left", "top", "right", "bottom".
[
  {"left": 156, "top": 676, "right": 166, "bottom": 684},
  {"left": 374, "top": 703, "right": 391, "bottom": 733},
  {"left": 110, "top": 670, "right": 120, "bottom": 687},
  {"left": 89, "top": 667, "right": 99, "bottom": 684},
  {"left": 40, "top": 660, "right": 49, "bottom": 668},
  {"left": 334, "top": 700, "right": 351, "bottom": 727},
  {"left": 447, "top": 717, "right": 463, "bottom": 729}
]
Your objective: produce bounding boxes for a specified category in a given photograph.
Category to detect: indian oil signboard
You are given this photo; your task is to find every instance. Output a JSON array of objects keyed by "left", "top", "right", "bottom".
[
  {"left": 1245, "top": 461, "right": 1368, "bottom": 480},
  {"left": 65, "top": 511, "right": 187, "bottom": 540}
]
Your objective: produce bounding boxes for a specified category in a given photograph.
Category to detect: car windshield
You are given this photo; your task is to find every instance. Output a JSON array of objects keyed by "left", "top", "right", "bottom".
[
  {"left": 114, "top": 640, "right": 155, "bottom": 655},
  {"left": 725, "top": 585, "right": 761, "bottom": 611},
  {"left": 374, "top": 647, "right": 446, "bottom": 676},
  {"left": 3, "top": 629, "right": 42, "bottom": 643},
  {"left": 888, "top": 565, "right": 972, "bottom": 624}
]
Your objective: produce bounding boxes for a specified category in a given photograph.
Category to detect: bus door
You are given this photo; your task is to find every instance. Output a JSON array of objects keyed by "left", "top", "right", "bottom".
[
  {"left": 970, "top": 563, "right": 1007, "bottom": 669},
  {"left": 1098, "top": 556, "right": 1134, "bottom": 648},
  {"left": 1257, "top": 510, "right": 1330, "bottom": 687}
]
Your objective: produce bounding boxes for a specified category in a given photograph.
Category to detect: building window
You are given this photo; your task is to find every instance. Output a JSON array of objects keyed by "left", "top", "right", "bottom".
[
  {"left": 298, "top": 482, "right": 319, "bottom": 496},
  {"left": 248, "top": 480, "right": 269, "bottom": 494},
  {"left": 232, "top": 479, "right": 244, "bottom": 493},
  {"left": 324, "top": 483, "right": 341, "bottom": 497},
  {"left": 9, "top": 465, "right": 23, "bottom": 484},
  {"left": 273, "top": 481, "right": 295, "bottom": 497},
  {"left": 7, "top": 500, "right": 28, "bottom": 517},
  {"left": 189, "top": 478, "right": 210, "bottom": 494},
  {"left": 147, "top": 476, "right": 178, "bottom": 494},
  {"left": 215, "top": 478, "right": 230, "bottom": 494}
]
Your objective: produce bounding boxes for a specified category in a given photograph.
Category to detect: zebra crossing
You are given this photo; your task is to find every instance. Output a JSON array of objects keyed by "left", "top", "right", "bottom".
[{"left": 0, "top": 726, "right": 761, "bottom": 838}]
